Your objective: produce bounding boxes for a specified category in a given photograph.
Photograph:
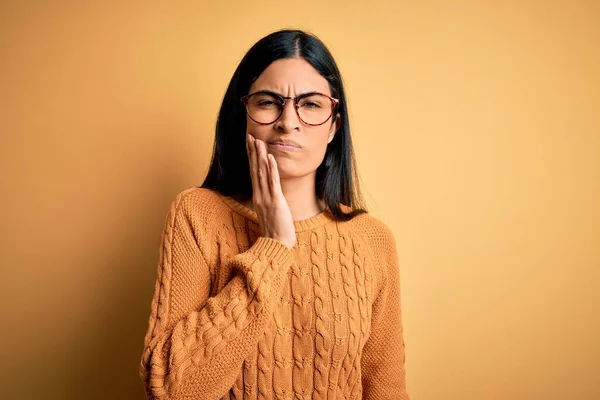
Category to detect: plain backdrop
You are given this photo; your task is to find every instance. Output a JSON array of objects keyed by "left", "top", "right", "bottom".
[{"left": 1, "top": 1, "right": 598, "bottom": 399}]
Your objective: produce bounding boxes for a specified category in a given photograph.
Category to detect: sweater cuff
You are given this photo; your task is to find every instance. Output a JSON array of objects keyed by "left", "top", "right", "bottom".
[{"left": 247, "top": 237, "right": 293, "bottom": 266}]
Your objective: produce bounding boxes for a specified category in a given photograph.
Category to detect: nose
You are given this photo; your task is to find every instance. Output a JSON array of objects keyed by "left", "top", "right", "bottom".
[{"left": 274, "top": 100, "right": 301, "bottom": 133}]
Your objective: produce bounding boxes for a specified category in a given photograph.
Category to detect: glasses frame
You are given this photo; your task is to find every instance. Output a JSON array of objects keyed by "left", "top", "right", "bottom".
[{"left": 240, "top": 90, "right": 339, "bottom": 126}]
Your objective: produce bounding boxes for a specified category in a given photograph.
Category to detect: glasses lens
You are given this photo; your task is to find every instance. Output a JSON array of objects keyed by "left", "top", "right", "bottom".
[
  {"left": 297, "top": 94, "right": 333, "bottom": 125},
  {"left": 246, "top": 93, "right": 283, "bottom": 124},
  {"left": 245, "top": 92, "right": 335, "bottom": 125}
]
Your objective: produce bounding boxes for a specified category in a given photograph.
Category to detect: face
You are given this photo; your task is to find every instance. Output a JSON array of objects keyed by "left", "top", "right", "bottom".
[{"left": 245, "top": 58, "right": 340, "bottom": 180}]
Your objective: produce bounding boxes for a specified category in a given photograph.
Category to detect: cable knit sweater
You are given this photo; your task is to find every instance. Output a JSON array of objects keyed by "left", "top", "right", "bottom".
[{"left": 140, "top": 188, "right": 409, "bottom": 400}]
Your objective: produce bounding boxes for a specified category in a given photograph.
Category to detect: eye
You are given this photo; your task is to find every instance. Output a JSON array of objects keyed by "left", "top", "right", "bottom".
[
  {"left": 257, "top": 100, "right": 278, "bottom": 106},
  {"left": 299, "top": 100, "right": 323, "bottom": 109},
  {"left": 251, "top": 94, "right": 283, "bottom": 109},
  {"left": 298, "top": 94, "right": 326, "bottom": 109},
  {"left": 302, "top": 101, "right": 321, "bottom": 108}
]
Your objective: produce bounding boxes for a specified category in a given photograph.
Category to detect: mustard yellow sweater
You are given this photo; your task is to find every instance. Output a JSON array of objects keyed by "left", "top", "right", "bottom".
[{"left": 140, "top": 188, "right": 409, "bottom": 399}]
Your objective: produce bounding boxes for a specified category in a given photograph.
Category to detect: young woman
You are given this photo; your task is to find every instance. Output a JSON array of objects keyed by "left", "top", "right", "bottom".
[{"left": 140, "top": 29, "right": 410, "bottom": 400}]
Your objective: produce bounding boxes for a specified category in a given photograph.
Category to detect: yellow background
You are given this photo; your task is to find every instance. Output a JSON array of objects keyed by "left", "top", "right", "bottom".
[{"left": 1, "top": 1, "right": 598, "bottom": 399}]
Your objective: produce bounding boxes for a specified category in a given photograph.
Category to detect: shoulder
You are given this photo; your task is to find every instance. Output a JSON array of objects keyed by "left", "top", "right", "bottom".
[
  {"left": 164, "top": 187, "right": 230, "bottom": 230},
  {"left": 345, "top": 212, "right": 398, "bottom": 254},
  {"left": 163, "top": 187, "right": 232, "bottom": 263},
  {"left": 167, "top": 187, "right": 225, "bottom": 216},
  {"left": 170, "top": 187, "right": 222, "bottom": 209},
  {"left": 343, "top": 212, "right": 400, "bottom": 290}
]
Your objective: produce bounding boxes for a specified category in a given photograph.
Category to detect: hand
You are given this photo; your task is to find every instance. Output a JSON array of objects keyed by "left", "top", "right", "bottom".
[{"left": 246, "top": 134, "right": 296, "bottom": 249}]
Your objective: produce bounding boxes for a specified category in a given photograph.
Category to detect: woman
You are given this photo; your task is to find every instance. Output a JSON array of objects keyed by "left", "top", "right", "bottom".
[{"left": 140, "top": 29, "right": 410, "bottom": 400}]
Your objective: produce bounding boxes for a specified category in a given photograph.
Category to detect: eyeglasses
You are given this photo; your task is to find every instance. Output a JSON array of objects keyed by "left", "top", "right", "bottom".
[{"left": 240, "top": 90, "right": 339, "bottom": 126}]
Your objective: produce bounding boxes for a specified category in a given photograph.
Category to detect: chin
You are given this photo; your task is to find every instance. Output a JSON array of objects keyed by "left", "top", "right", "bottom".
[
  {"left": 273, "top": 160, "right": 299, "bottom": 179},
  {"left": 277, "top": 167, "right": 301, "bottom": 180},
  {"left": 275, "top": 162, "right": 318, "bottom": 180}
]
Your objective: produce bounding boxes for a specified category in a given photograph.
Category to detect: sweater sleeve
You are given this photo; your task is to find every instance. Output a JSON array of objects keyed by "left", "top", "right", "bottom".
[
  {"left": 140, "top": 192, "right": 293, "bottom": 399},
  {"left": 361, "top": 228, "right": 410, "bottom": 399}
]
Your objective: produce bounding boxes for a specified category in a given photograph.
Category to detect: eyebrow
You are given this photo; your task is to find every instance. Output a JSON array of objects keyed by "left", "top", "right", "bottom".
[{"left": 250, "top": 89, "right": 323, "bottom": 98}]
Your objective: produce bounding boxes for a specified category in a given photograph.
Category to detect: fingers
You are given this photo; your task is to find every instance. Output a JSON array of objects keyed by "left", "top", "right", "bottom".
[
  {"left": 268, "top": 154, "right": 281, "bottom": 196},
  {"left": 247, "top": 134, "right": 261, "bottom": 199},
  {"left": 247, "top": 134, "right": 274, "bottom": 202},
  {"left": 255, "top": 138, "right": 269, "bottom": 197}
]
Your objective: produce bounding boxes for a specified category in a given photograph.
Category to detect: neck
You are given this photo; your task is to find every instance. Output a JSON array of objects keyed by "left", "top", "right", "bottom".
[
  {"left": 279, "top": 174, "right": 324, "bottom": 221},
  {"left": 239, "top": 174, "right": 324, "bottom": 221}
]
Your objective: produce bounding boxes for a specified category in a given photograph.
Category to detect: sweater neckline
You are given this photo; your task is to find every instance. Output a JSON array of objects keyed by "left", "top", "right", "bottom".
[{"left": 219, "top": 194, "right": 334, "bottom": 232}]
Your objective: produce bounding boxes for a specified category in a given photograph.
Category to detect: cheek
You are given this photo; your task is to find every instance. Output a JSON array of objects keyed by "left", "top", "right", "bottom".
[
  {"left": 246, "top": 118, "right": 271, "bottom": 141},
  {"left": 309, "top": 126, "right": 331, "bottom": 149},
  {"left": 300, "top": 128, "right": 331, "bottom": 166}
]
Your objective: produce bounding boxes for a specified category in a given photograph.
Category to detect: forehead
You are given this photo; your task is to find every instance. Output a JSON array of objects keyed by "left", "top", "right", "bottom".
[{"left": 250, "top": 58, "right": 331, "bottom": 96}]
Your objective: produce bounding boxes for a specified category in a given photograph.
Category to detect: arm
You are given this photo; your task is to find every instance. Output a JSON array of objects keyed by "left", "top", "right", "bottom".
[
  {"left": 361, "top": 229, "right": 410, "bottom": 399},
  {"left": 140, "top": 192, "right": 293, "bottom": 399}
]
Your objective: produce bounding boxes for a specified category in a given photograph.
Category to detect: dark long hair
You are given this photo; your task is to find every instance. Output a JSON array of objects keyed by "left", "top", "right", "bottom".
[{"left": 201, "top": 29, "right": 366, "bottom": 220}]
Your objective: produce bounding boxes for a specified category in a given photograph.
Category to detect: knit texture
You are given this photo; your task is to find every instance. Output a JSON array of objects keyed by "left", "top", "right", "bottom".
[{"left": 140, "top": 188, "right": 409, "bottom": 400}]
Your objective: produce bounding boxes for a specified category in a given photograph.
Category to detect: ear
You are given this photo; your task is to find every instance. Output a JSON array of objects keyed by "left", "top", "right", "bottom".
[{"left": 327, "top": 113, "right": 341, "bottom": 144}]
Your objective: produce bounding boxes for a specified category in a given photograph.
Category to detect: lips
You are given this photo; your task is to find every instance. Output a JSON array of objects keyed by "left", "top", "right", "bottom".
[
  {"left": 268, "top": 142, "right": 302, "bottom": 153},
  {"left": 267, "top": 140, "right": 301, "bottom": 148}
]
